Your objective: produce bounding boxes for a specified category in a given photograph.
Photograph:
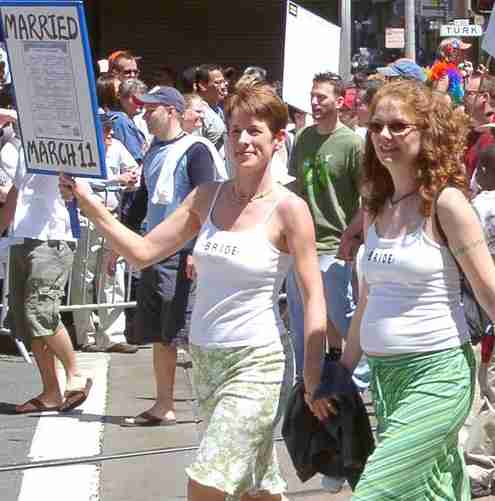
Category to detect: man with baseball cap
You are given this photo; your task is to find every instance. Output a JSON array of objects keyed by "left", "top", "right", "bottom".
[
  {"left": 123, "top": 86, "right": 217, "bottom": 426},
  {"left": 377, "top": 58, "right": 427, "bottom": 82}
]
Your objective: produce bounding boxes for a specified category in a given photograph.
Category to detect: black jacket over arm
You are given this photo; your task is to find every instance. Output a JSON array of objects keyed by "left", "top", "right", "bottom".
[{"left": 282, "top": 358, "right": 375, "bottom": 490}]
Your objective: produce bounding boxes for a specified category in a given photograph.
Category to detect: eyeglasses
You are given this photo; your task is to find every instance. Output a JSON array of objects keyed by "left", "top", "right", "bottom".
[{"left": 368, "top": 121, "right": 417, "bottom": 136}]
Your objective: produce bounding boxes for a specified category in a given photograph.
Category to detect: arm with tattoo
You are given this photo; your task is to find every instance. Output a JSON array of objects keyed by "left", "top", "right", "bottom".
[{"left": 451, "top": 238, "right": 486, "bottom": 257}]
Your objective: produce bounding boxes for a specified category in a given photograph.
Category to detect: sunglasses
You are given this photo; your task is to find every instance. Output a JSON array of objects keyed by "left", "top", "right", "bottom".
[{"left": 368, "top": 121, "right": 417, "bottom": 136}]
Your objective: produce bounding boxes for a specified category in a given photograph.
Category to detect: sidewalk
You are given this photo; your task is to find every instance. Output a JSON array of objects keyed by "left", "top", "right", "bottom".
[{"left": 99, "top": 346, "right": 352, "bottom": 501}]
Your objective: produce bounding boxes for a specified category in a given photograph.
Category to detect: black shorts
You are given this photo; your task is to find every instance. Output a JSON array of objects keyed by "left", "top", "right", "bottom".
[{"left": 134, "top": 251, "right": 195, "bottom": 345}]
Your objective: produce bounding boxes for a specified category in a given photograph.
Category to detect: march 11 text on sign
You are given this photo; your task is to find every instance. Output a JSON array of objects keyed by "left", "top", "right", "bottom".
[{"left": 0, "top": 1, "right": 106, "bottom": 179}]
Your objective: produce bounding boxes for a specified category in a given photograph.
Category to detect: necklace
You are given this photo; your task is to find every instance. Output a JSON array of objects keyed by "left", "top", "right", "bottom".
[
  {"left": 389, "top": 190, "right": 417, "bottom": 206},
  {"left": 230, "top": 183, "right": 273, "bottom": 204}
]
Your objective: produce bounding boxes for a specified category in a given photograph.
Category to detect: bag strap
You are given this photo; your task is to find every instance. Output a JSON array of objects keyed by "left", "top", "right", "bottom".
[{"left": 433, "top": 190, "right": 448, "bottom": 245}]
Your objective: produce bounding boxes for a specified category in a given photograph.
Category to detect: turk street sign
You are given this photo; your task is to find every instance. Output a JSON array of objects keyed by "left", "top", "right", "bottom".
[{"left": 440, "top": 24, "right": 484, "bottom": 37}]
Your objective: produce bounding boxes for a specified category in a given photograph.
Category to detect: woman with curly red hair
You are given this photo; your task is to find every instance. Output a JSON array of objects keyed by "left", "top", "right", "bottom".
[{"left": 330, "top": 80, "right": 495, "bottom": 499}]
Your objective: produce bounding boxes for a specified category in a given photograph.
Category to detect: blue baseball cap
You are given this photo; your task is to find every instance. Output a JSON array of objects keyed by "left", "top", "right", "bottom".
[
  {"left": 97, "top": 108, "right": 117, "bottom": 127},
  {"left": 133, "top": 86, "right": 185, "bottom": 113},
  {"left": 378, "top": 59, "right": 427, "bottom": 82}
]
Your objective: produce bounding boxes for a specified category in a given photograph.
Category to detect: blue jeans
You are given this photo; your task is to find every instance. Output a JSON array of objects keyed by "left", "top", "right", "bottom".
[{"left": 287, "top": 254, "right": 369, "bottom": 391}]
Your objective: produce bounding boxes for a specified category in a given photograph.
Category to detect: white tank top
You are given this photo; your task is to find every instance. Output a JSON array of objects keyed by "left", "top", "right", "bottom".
[
  {"left": 361, "top": 221, "right": 470, "bottom": 354},
  {"left": 190, "top": 183, "right": 293, "bottom": 348}
]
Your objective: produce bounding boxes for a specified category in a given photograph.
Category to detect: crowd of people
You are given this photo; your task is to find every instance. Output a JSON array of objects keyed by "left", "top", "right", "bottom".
[{"left": 1, "top": 35, "right": 495, "bottom": 499}]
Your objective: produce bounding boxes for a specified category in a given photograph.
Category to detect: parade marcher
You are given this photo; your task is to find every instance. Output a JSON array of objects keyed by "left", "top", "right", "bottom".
[
  {"left": 181, "top": 93, "right": 206, "bottom": 135},
  {"left": 354, "top": 80, "right": 385, "bottom": 140},
  {"left": 463, "top": 144, "right": 495, "bottom": 498},
  {"left": 70, "top": 111, "right": 139, "bottom": 353},
  {"left": 287, "top": 70, "right": 368, "bottom": 494},
  {"left": 116, "top": 86, "right": 217, "bottom": 427},
  {"left": 108, "top": 50, "right": 140, "bottom": 82},
  {"left": 463, "top": 73, "right": 495, "bottom": 182},
  {"left": 333, "top": 80, "right": 495, "bottom": 499},
  {"left": 427, "top": 37, "right": 471, "bottom": 106},
  {"left": 0, "top": 142, "right": 92, "bottom": 413},
  {"left": 196, "top": 64, "right": 227, "bottom": 150},
  {"left": 60, "top": 82, "right": 333, "bottom": 501},
  {"left": 110, "top": 78, "right": 149, "bottom": 164},
  {"left": 377, "top": 58, "right": 427, "bottom": 83},
  {"left": 287, "top": 71, "right": 368, "bottom": 382}
]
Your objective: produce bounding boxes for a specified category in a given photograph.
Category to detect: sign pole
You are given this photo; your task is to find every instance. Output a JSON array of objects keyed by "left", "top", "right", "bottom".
[
  {"left": 339, "top": 0, "right": 352, "bottom": 81},
  {"left": 405, "top": 0, "right": 416, "bottom": 61}
]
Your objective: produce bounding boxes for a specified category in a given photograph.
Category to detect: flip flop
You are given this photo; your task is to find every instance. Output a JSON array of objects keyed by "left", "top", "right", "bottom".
[
  {"left": 15, "top": 397, "right": 60, "bottom": 414},
  {"left": 121, "top": 411, "right": 177, "bottom": 427},
  {"left": 60, "top": 378, "right": 93, "bottom": 412}
]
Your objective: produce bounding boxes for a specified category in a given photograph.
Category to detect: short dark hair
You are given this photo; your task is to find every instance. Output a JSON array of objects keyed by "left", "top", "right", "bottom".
[
  {"left": 313, "top": 71, "right": 345, "bottom": 98},
  {"left": 97, "top": 73, "right": 120, "bottom": 110},
  {"left": 181, "top": 66, "right": 198, "bottom": 93},
  {"left": 108, "top": 50, "right": 136, "bottom": 73},
  {"left": 196, "top": 64, "right": 222, "bottom": 84}
]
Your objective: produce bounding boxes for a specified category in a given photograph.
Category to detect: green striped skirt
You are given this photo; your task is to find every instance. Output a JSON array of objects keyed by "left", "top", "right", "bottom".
[{"left": 353, "top": 344, "right": 475, "bottom": 500}]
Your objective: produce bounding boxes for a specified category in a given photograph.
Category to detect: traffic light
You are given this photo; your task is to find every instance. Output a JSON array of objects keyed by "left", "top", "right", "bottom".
[{"left": 473, "top": 0, "right": 495, "bottom": 14}]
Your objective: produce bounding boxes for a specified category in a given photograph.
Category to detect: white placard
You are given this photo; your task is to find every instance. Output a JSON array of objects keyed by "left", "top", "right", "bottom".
[
  {"left": 482, "top": 8, "right": 495, "bottom": 58},
  {"left": 385, "top": 28, "right": 405, "bottom": 49},
  {"left": 440, "top": 24, "right": 483, "bottom": 37},
  {"left": 0, "top": 2, "right": 106, "bottom": 178},
  {"left": 283, "top": 1, "right": 341, "bottom": 114}
]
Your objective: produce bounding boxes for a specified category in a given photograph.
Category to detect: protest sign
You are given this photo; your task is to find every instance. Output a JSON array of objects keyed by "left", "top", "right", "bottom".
[
  {"left": 283, "top": 1, "right": 341, "bottom": 113},
  {"left": 0, "top": 1, "right": 106, "bottom": 179},
  {"left": 482, "top": 7, "right": 495, "bottom": 58}
]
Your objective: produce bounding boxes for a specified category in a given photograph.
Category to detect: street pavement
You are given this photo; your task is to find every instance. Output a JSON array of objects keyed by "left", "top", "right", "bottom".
[{"left": 0, "top": 337, "right": 492, "bottom": 500}]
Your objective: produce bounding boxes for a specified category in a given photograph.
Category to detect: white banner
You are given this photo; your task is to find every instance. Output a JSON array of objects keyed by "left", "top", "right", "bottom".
[
  {"left": 283, "top": 1, "right": 341, "bottom": 114},
  {"left": 482, "top": 8, "right": 495, "bottom": 58}
]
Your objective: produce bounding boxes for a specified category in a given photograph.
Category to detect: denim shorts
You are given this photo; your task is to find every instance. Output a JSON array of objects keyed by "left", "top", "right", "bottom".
[
  {"left": 134, "top": 251, "right": 195, "bottom": 345},
  {"left": 9, "top": 239, "right": 75, "bottom": 342}
]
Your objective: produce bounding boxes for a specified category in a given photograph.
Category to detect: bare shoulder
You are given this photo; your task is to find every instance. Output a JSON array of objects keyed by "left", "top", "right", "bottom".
[
  {"left": 275, "top": 187, "right": 313, "bottom": 233},
  {"left": 276, "top": 187, "right": 310, "bottom": 219},
  {"left": 436, "top": 186, "right": 471, "bottom": 218},
  {"left": 191, "top": 181, "right": 224, "bottom": 222}
]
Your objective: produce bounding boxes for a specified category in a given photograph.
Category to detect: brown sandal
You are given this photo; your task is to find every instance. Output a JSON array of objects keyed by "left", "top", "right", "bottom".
[
  {"left": 121, "top": 411, "right": 177, "bottom": 427},
  {"left": 60, "top": 378, "right": 93, "bottom": 412},
  {"left": 15, "top": 397, "right": 60, "bottom": 414}
]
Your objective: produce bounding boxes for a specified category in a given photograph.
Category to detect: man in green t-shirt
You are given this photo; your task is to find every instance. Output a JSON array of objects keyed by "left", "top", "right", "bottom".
[
  {"left": 287, "top": 70, "right": 367, "bottom": 377},
  {"left": 287, "top": 71, "right": 368, "bottom": 493}
]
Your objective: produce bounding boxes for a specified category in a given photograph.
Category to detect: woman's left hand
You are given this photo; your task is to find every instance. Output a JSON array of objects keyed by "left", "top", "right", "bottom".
[
  {"left": 59, "top": 173, "right": 92, "bottom": 202},
  {"left": 304, "top": 386, "right": 337, "bottom": 422}
]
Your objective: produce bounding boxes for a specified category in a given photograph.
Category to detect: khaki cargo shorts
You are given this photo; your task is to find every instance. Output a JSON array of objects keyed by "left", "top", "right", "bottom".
[{"left": 9, "top": 238, "right": 75, "bottom": 343}]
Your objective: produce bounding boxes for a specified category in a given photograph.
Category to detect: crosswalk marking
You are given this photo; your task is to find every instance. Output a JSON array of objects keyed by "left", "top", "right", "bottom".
[{"left": 17, "top": 354, "right": 108, "bottom": 501}]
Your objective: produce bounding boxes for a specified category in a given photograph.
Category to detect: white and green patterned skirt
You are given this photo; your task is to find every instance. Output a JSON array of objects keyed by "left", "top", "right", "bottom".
[{"left": 186, "top": 334, "right": 293, "bottom": 498}]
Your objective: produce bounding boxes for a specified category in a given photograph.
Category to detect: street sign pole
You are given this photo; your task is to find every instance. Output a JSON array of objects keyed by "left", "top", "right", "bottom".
[
  {"left": 405, "top": 0, "right": 416, "bottom": 61},
  {"left": 339, "top": 0, "right": 352, "bottom": 81}
]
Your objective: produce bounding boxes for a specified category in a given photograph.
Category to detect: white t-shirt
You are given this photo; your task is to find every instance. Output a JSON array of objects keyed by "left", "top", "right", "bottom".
[
  {"left": 472, "top": 190, "right": 495, "bottom": 255},
  {"left": 86, "top": 138, "right": 138, "bottom": 211},
  {"left": 0, "top": 136, "right": 20, "bottom": 185},
  {"left": 133, "top": 112, "right": 153, "bottom": 149},
  {"left": 0, "top": 45, "right": 11, "bottom": 85},
  {"left": 12, "top": 151, "right": 74, "bottom": 241}
]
